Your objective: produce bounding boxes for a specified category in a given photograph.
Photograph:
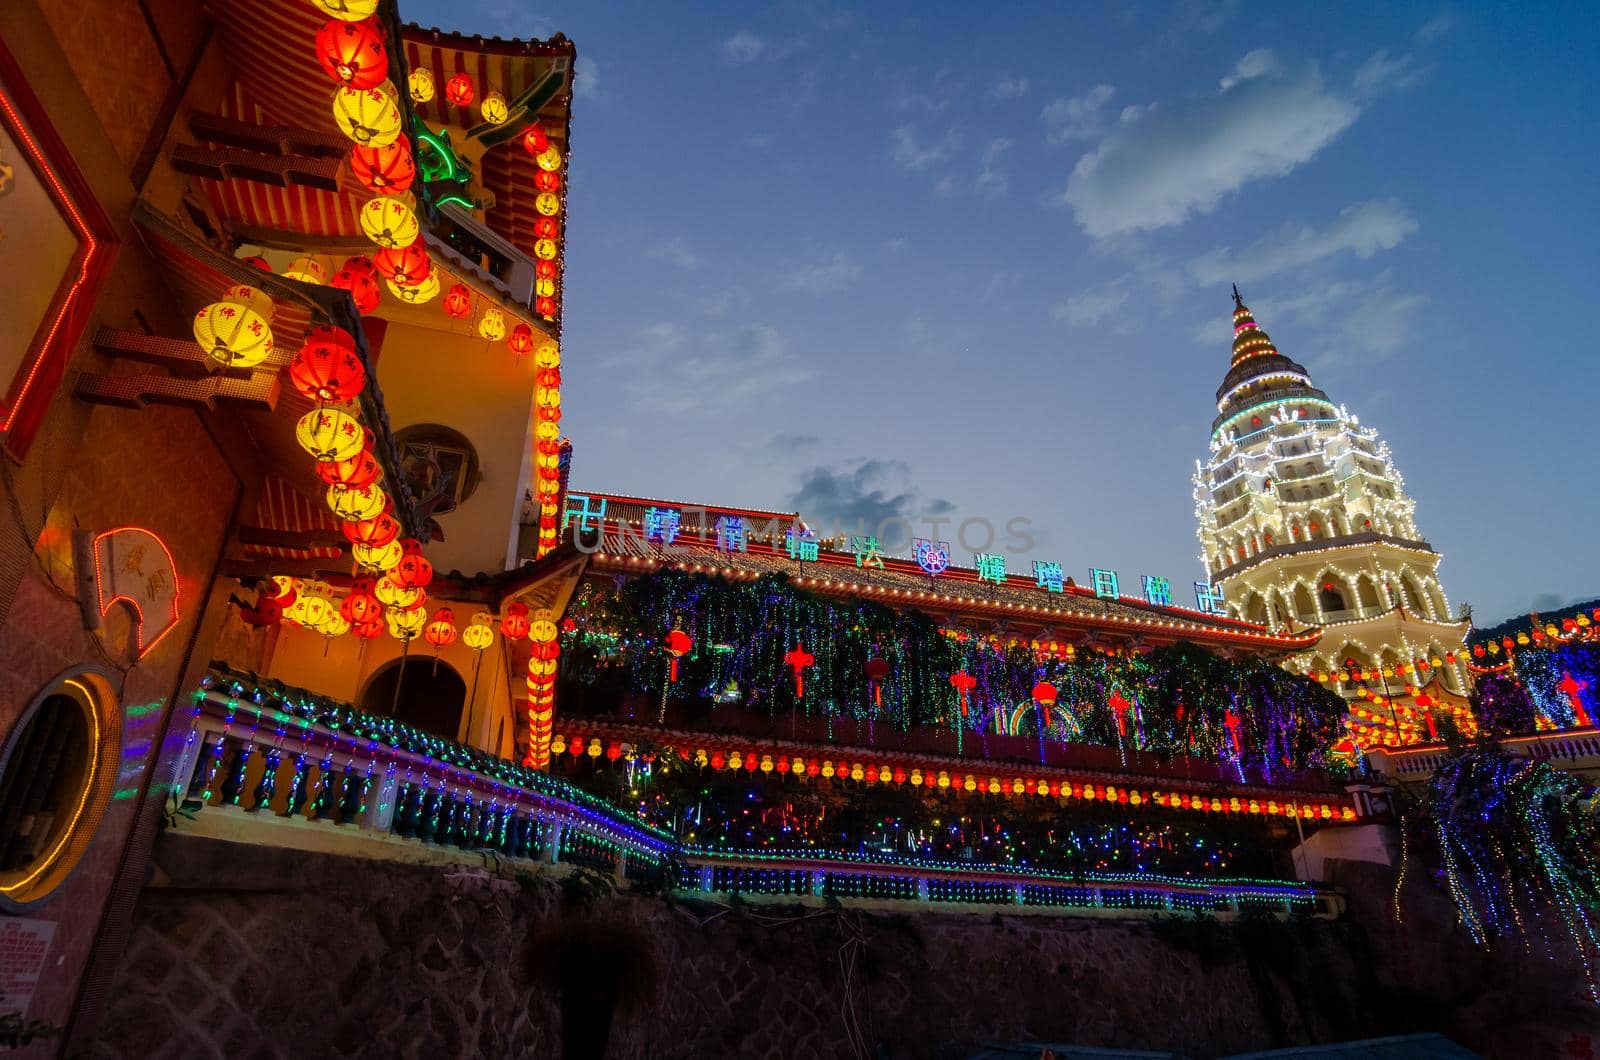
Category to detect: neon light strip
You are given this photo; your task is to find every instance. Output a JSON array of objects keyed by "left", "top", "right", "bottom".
[{"left": 92, "top": 527, "right": 183, "bottom": 659}]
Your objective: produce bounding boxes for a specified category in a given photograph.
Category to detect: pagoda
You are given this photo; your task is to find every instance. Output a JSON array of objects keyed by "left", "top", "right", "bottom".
[{"left": 1193, "top": 288, "right": 1474, "bottom": 747}]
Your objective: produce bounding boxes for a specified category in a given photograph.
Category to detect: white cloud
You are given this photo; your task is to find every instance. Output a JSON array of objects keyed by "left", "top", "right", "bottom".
[
  {"left": 1416, "top": 12, "right": 1454, "bottom": 42},
  {"left": 1195, "top": 277, "right": 1427, "bottom": 369},
  {"left": 1188, "top": 199, "right": 1419, "bottom": 285},
  {"left": 626, "top": 323, "right": 812, "bottom": 414},
  {"left": 1058, "top": 52, "right": 1359, "bottom": 238},
  {"left": 720, "top": 31, "right": 765, "bottom": 63},
  {"left": 1042, "top": 84, "right": 1115, "bottom": 144},
  {"left": 975, "top": 138, "right": 1012, "bottom": 198},
  {"left": 1052, "top": 282, "right": 1130, "bottom": 327},
  {"left": 1353, "top": 49, "right": 1433, "bottom": 95},
  {"left": 889, "top": 125, "right": 957, "bottom": 170},
  {"left": 572, "top": 56, "right": 601, "bottom": 99},
  {"left": 780, "top": 253, "right": 862, "bottom": 295},
  {"left": 991, "top": 76, "right": 1031, "bottom": 100},
  {"left": 647, "top": 237, "right": 702, "bottom": 270}
]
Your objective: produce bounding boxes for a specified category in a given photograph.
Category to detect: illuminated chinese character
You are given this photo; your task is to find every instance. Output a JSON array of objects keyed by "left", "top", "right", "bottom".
[
  {"left": 785, "top": 528, "right": 818, "bottom": 562},
  {"left": 1033, "top": 561, "right": 1064, "bottom": 593},
  {"left": 1142, "top": 576, "right": 1171, "bottom": 607},
  {"left": 975, "top": 553, "right": 1007, "bottom": 585},
  {"left": 851, "top": 535, "right": 885, "bottom": 569},
  {"left": 914, "top": 539, "right": 950, "bottom": 576},
  {"left": 562, "top": 494, "right": 607, "bottom": 533},
  {"left": 643, "top": 506, "right": 680, "bottom": 545},
  {"left": 1194, "top": 581, "right": 1227, "bottom": 615},
  {"left": 122, "top": 545, "right": 147, "bottom": 576},
  {"left": 716, "top": 516, "right": 747, "bottom": 554},
  {"left": 146, "top": 569, "right": 169, "bottom": 600},
  {"left": 1090, "top": 568, "right": 1119, "bottom": 600}
]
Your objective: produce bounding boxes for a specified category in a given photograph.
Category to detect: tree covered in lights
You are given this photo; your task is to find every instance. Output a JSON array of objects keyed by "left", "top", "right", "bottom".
[{"left": 556, "top": 569, "right": 1347, "bottom": 775}]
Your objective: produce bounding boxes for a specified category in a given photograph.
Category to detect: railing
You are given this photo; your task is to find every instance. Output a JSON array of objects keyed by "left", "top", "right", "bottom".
[
  {"left": 678, "top": 848, "right": 1338, "bottom": 918},
  {"left": 1371, "top": 726, "right": 1600, "bottom": 780},
  {"left": 172, "top": 675, "right": 676, "bottom": 878}
]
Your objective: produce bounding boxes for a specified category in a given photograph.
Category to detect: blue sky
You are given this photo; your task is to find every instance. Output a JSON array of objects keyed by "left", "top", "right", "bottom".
[{"left": 413, "top": 1, "right": 1599, "bottom": 623}]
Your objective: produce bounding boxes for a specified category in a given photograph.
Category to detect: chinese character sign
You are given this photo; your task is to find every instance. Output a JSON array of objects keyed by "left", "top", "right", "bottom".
[
  {"left": 975, "top": 553, "right": 1007, "bottom": 585},
  {"left": 91, "top": 527, "right": 182, "bottom": 657},
  {"left": 1142, "top": 576, "right": 1171, "bottom": 607},
  {"left": 562, "top": 494, "right": 607, "bottom": 533},
  {"left": 716, "top": 516, "right": 748, "bottom": 554},
  {"left": 1033, "top": 561, "right": 1064, "bottom": 593},
  {"left": 784, "top": 527, "right": 818, "bottom": 562},
  {"left": 851, "top": 536, "right": 885, "bottom": 569},
  {"left": 643, "top": 506, "right": 680, "bottom": 545},
  {"left": 1194, "top": 581, "right": 1227, "bottom": 615},
  {"left": 914, "top": 539, "right": 950, "bottom": 576},
  {"left": 1090, "top": 568, "right": 1119, "bottom": 600}
]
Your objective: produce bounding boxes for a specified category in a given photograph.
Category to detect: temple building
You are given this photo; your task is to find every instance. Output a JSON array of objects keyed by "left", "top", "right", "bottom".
[{"left": 1193, "top": 288, "right": 1473, "bottom": 747}]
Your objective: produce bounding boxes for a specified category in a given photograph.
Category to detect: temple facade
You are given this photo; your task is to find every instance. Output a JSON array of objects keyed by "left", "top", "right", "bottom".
[{"left": 1193, "top": 289, "right": 1472, "bottom": 746}]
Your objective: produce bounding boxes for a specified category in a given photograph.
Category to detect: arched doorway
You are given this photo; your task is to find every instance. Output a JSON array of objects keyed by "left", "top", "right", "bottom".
[{"left": 361, "top": 658, "right": 467, "bottom": 739}]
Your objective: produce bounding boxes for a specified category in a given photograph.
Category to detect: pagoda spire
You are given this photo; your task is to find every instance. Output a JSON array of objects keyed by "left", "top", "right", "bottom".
[{"left": 1229, "top": 286, "right": 1280, "bottom": 366}]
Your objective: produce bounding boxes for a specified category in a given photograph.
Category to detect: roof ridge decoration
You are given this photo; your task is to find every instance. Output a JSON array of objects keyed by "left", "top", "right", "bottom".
[{"left": 1229, "top": 286, "right": 1281, "bottom": 367}]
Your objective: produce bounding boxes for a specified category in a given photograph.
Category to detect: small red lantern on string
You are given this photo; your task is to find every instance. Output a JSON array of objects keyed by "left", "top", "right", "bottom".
[
  {"left": 331, "top": 256, "right": 381, "bottom": 313},
  {"left": 864, "top": 657, "right": 891, "bottom": 708},
  {"left": 349, "top": 140, "right": 416, "bottom": 195},
  {"left": 501, "top": 601, "right": 530, "bottom": 640},
  {"left": 949, "top": 671, "right": 977, "bottom": 717},
  {"left": 784, "top": 644, "right": 815, "bottom": 699},
  {"left": 288, "top": 325, "right": 366, "bottom": 403},
  {"left": 664, "top": 629, "right": 692, "bottom": 682},
  {"left": 390, "top": 539, "right": 433, "bottom": 590},
  {"left": 373, "top": 241, "right": 431, "bottom": 287},
  {"left": 316, "top": 448, "right": 381, "bottom": 491},
  {"left": 534, "top": 217, "right": 559, "bottom": 240},
  {"left": 340, "top": 579, "right": 382, "bottom": 626},
  {"left": 425, "top": 606, "right": 457, "bottom": 648},
  {"left": 533, "top": 169, "right": 560, "bottom": 194},
  {"left": 535, "top": 295, "right": 557, "bottom": 317},
  {"left": 522, "top": 124, "right": 549, "bottom": 155},
  {"left": 314, "top": 17, "right": 388, "bottom": 89},
  {"left": 444, "top": 73, "right": 474, "bottom": 107},
  {"left": 442, "top": 283, "right": 472, "bottom": 319},
  {"left": 507, "top": 322, "right": 535, "bottom": 356},
  {"left": 342, "top": 510, "right": 399, "bottom": 548},
  {"left": 1032, "top": 681, "right": 1058, "bottom": 708}
]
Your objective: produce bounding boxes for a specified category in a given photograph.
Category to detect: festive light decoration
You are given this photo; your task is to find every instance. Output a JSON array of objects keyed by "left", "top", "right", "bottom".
[
  {"left": 295, "top": 408, "right": 364, "bottom": 462},
  {"left": 342, "top": 510, "right": 399, "bottom": 549},
  {"left": 444, "top": 73, "right": 474, "bottom": 108},
  {"left": 193, "top": 300, "right": 273, "bottom": 369},
  {"left": 425, "top": 607, "right": 458, "bottom": 650},
  {"left": 507, "top": 322, "right": 535, "bottom": 356},
  {"left": 389, "top": 538, "right": 433, "bottom": 591},
  {"left": 311, "top": 0, "right": 378, "bottom": 20},
  {"left": 313, "top": 17, "right": 387, "bottom": 89},
  {"left": 331, "top": 84, "right": 403, "bottom": 148},
  {"left": 480, "top": 92, "right": 509, "bottom": 125},
  {"left": 373, "top": 241, "right": 431, "bottom": 287},
  {"left": 522, "top": 124, "right": 549, "bottom": 155},
  {"left": 350, "top": 537, "right": 403, "bottom": 573},
  {"left": 359, "top": 196, "right": 420, "bottom": 249},
  {"left": 331, "top": 256, "right": 381, "bottom": 314},
  {"left": 950, "top": 671, "right": 977, "bottom": 716},
  {"left": 221, "top": 283, "right": 273, "bottom": 318},
  {"left": 501, "top": 601, "right": 530, "bottom": 641},
  {"left": 462, "top": 615, "right": 495, "bottom": 652},
  {"left": 664, "top": 629, "right": 692, "bottom": 683},
  {"left": 387, "top": 272, "right": 440, "bottom": 305},
  {"left": 386, "top": 604, "right": 426, "bottom": 642},
  {"left": 349, "top": 140, "right": 416, "bottom": 196},
  {"left": 287, "top": 325, "right": 365, "bottom": 403},
  {"left": 407, "top": 68, "right": 435, "bottom": 104},
  {"left": 327, "top": 482, "right": 386, "bottom": 522},
  {"left": 442, "top": 283, "right": 472, "bottom": 319},
  {"left": 478, "top": 306, "right": 506, "bottom": 342}
]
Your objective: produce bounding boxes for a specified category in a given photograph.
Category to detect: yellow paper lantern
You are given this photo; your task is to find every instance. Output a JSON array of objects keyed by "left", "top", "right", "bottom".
[
  {"left": 534, "top": 192, "right": 560, "bottom": 217},
  {"left": 351, "top": 538, "right": 404, "bottom": 572},
  {"left": 295, "top": 408, "right": 364, "bottom": 461},
  {"left": 462, "top": 621, "right": 495, "bottom": 652},
  {"left": 408, "top": 68, "right": 435, "bottom": 104},
  {"left": 478, "top": 307, "right": 506, "bottom": 341},
  {"left": 374, "top": 576, "right": 422, "bottom": 609},
  {"left": 480, "top": 92, "right": 509, "bottom": 124},
  {"left": 327, "top": 483, "right": 386, "bottom": 522},
  {"left": 359, "top": 197, "right": 420, "bottom": 249},
  {"left": 313, "top": 0, "right": 379, "bottom": 19},
  {"left": 287, "top": 594, "right": 330, "bottom": 629},
  {"left": 534, "top": 341, "right": 560, "bottom": 369},
  {"left": 535, "top": 145, "right": 562, "bottom": 172},
  {"left": 333, "top": 85, "right": 402, "bottom": 148},
  {"left": 386, "top": 606, "right": 426, "bottom": 641},
  {"left": 318, "top": 612, "right": 351, "bottom": 638},
  {"left": 282, "top": 256, "right": 325, "bottom": 285},
  {"left": 222, "top": 283, "right": 273, "bottom": 317},
  {"left": 387, "top": 272, "right": 440, "bottom": 304},
  {"left": 533, "top": 239, "right": 558, "bottom": 261},
  {"left": 193, "top": 301, "right": 274, "bottom": 369}
]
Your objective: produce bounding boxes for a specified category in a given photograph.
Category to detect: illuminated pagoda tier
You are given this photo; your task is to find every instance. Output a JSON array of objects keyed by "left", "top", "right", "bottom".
[{"left": 1193, "top": 288, "right": 1473, "bottom": 748}]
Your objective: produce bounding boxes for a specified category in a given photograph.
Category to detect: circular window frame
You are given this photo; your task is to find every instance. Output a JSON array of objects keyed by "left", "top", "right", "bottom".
[
  {"left": 393, "top": 423, "right": 482, "bottom": 517},
  {"left": 0, "top": 666, "right": 121, "bottom": 910}
]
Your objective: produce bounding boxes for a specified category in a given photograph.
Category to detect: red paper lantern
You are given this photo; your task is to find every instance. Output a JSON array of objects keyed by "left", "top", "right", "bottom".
[
  {"left": 522, "top": 124, "right": 549, "bottom": 155},
  {"left": 507, "top": 323, "right": 535, "bottom": 356},
  {"left": 314, "top": 17, "right": 388, "bottom": 90},
  {"left": 535, "top": 296, "right": 557, "bottom": 317},
  {"left": 1031, "top": 681, "right": 1058, "bottom": 708},
  {"left": 444, "top": 73, "right": 474, "bottom": 107},
  {"left": 316, "top": 448, "right": 381, "bottom": 490},
  {"left": 535, "top": 259, "right": 558, "bottom": 280},
  {"left": 864, "top": 657, "right": 891, "bottom": 708},
  {"left": 424, "top": 607, "right": 458, "bottom": 649},
  {"left": 389, "top": 538, "right": 433, "bottom": 590},
  {"left": 664, "top": 629, "right": 692, "bottom": 682},
  {"left": 288, "top": 325, "right": 366, "bottom": 403},
  {"left": 373, "top": 241, "right": 431, "bottom": 287},
  {"left": 241, "top": 255, "right": 271, "bottom": 271},
  {"left": 501, "top": 601, "right": 530, "bottom": 640},
  {"left": 331, "top": 257, "right": 381, "bottom": 313},
  {"left": 442, "top": 283, "right": 472, "bottom": 319},
  {"left": 783, "top": 645, "right": 815, "bottom": 698},
  {"left": 350, "top": 139, "right": 416, "bottom": 195},
  {"left": 342, "top": 510, "right": 399, "bottom": 548},
  {"left": 533, "top": 169, "right": 560, "bottom": 194},
  {"left": 341, "top": 580, "right": 381, "bottom": 625},
  {"left": 533, "top": 217, "right": 560, "bottom": 240},
  {"left": 949, "top": 671, "right": 977, "bottom": 717}
]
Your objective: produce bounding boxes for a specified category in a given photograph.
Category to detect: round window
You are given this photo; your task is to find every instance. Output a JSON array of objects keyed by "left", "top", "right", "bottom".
[{"left": 0, "top": 671, "right": 119, "bottom": 907}]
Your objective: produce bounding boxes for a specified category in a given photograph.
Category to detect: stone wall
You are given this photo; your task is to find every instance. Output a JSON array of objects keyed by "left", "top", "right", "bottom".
[{"left": 84, "top": 831, "right": 1562, "bottom": 1060}]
